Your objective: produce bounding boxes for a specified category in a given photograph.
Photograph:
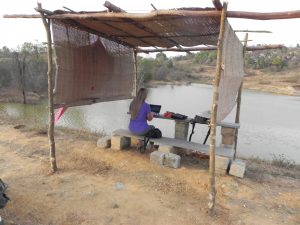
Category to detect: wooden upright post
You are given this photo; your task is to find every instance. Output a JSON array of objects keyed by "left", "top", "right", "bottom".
[
  {"left": 37, "top": 3, "right": 57, "bottom": 172},
  {"left": 233, "top": 33, "right": 248, "bottom": 159},
  {"left": 208, "top": 2, "right": 227, "bottom": 216},
  {"left": 133, "top": 50, "right": 138, "bottom": 95}
]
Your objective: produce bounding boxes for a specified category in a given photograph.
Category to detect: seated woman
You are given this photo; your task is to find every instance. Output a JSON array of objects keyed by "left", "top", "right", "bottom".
[{"left": 129, "top": 88, "right": 156, "bottom": 149}]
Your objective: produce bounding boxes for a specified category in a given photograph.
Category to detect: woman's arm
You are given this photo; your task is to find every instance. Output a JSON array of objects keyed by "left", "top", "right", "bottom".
[{"left": 147, "top": 112, "right": 154, "bottom": 121}]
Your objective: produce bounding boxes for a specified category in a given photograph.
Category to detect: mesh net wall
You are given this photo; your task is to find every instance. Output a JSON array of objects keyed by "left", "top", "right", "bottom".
[
  {"left": 52, "top": 20, "right": 135, "bottom": 108},
  {"left": 217, "top": 20, "right": 245, "bottom": 122}
]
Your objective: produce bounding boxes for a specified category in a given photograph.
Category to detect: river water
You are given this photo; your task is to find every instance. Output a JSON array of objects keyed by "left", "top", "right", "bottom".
[{"left": 1, "top": 84, "right": 299, "bottom": 163}]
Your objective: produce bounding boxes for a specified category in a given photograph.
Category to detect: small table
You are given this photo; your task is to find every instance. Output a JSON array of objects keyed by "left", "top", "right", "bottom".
[
  {"left": 154, "top": 113, "right": 240, "bottom": 145},
  {"left": 154, "top": 114, "right": 194, "bottom": 141}
]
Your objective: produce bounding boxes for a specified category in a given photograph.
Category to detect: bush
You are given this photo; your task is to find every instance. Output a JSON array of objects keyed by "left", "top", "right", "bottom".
[
  {"left": 153, "top": 65, "right": 168, "bottom": 80},
  {"left": 0, "top": 65, "right": 12, "bottom": 87},
  {"left": 271, "top": 154, "right": 296, "bottom": 169},
  {"left": 137, "top": 57, "right": 157, "bottom": 83}
]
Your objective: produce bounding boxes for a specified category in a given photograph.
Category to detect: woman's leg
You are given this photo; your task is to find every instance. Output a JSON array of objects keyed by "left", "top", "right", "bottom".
[{"left": 135, "top": 126, "right": 156, "bottom": 150}]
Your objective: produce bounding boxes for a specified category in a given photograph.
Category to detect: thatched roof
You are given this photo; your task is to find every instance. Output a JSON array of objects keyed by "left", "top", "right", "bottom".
[
  {"left": 49, "top": 8, "right": 221, "bottom": 48},
  {"left": 4, "top": 1, "right": 300, "bottom": 49}
]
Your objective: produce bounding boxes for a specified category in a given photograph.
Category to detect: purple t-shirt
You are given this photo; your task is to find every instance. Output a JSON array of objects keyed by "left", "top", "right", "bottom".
[{"left": 129, "top": 102, "right": 151, "bottom": 134}]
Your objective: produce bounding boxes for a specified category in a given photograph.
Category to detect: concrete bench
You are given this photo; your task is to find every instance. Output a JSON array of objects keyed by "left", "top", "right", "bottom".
[{"left": 112, "top": 129, "right": 234, "bottom": 158}]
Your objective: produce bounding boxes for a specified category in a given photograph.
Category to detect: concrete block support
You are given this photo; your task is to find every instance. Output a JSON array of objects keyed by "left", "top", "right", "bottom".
[
  {"left": 130, "top": 137, "right": 140, "bottom": 147},
  {"left": 97, "top": 136, "right": 111, "bottom": 148},
  {"left": 150, "top": 151, "right": 165, "bottom": 166},
  {"left": 158, "top": 145, "right": 175, "bottom": 153},
  {"left": 221, "top": 127, "right": 236, "bottom": 146},
  {"left": 215, "top": 155, "right": 230, "bottom": 175},
  {"left": 111, "top": 135, "right": 131, "bottom": 150},
  {"left": 229, "top": 159, "right": 246, "bottom": 178},
  {"left": 174, "top": 120, "right": 189, "bottom": 140},
  {"left": 164, "top": 153, "right": 181, "bottom": 169}
]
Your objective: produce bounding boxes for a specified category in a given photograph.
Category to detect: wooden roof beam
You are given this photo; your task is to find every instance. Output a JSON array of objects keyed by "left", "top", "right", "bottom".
[
  {"left": 103, "top": 1, "right": 159, "bottom": 48},
  {"left": 108, "top": 32, "right": 219, "bottom": 39},
  {"left": 4, "top": 10, "right": 300, "bottom": 20},
  {"left": 103, "top": 1, "right": 178, "bottom": 48},
  {"left": 136, "top": 44, "right": 284, "bottom": 53},
  {"left": 212, "top": 0, "right": 223, "bottom": 10},
  {"left": 103, "top": 1, "right": 125, "bottom": 13},
  {"left": 63, "top": 6, "right": 76, "bottom": 13},
  {"left": 99, "top": 21, "right": 158, "bottom": 47},
  {"left": 228, "top": 10, "right": 300, "bottom": 20},
  {"left": 151, "top": 4, "right": 157, "bottom": 11},
  {"left": 102, "top": 2, "right": 158, "bottom": 47},
  {"left": 64, "top": 19, "right": 135, "bottom": 48},
  {"left": 234, "top": 30, "right": 272, "bottom": 33}
]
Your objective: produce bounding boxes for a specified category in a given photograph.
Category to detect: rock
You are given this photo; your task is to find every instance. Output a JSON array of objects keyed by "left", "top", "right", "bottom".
[
  {"left": 112, "top": 203, "right": 119, "bottom": 209},
  {"left": 115, "top": 182, "right": 125, "bottom": 190}
]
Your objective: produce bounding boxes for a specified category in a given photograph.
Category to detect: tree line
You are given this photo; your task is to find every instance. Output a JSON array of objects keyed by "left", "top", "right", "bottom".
[
  {"left": 0, "top": 42, "right": 48, "bottom": 103},
  {"left": 1, "top": 42, "right": 300, "bottom": 103},
  {"left": 138, "top": 46, "right": 300, "bottom": 84}
]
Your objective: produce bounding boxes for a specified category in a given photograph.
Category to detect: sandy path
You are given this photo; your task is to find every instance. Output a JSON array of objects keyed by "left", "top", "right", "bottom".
[{"left": 0, "top": 124, "right": 299, "bottom": 225}]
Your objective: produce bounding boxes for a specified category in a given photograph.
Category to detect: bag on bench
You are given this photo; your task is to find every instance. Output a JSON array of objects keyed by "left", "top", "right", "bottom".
[{"left": 140, "top": 128, "right": 162, "bottom": 153}]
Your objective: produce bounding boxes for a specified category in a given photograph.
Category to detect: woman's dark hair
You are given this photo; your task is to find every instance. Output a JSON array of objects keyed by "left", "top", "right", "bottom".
[{"left": 130, "top": 88, "right": 148, "bottom": 119}]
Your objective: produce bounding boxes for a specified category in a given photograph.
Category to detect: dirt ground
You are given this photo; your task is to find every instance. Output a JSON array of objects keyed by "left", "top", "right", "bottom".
[{"left": 0, "top": 122, "right": 299, "bottom": 225}]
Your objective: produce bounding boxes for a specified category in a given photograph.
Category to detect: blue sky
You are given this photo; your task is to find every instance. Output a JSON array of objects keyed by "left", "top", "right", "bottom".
[{"left": 0, "top": 0, "right": 300, "bottom": 49}]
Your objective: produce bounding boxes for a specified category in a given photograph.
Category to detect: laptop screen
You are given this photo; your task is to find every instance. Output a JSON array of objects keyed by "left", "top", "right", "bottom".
[{"left": 150, "top": 104, "right": 161, "bottom": 114}]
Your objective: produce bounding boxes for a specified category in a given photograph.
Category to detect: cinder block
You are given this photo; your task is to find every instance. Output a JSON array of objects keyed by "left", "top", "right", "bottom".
[
  {"left": 111, "top": 135, "right": 131, "bottom": 150},
  {"left": 229, "top": 159, "right": 246, "bottom": 178},
  {"left": 174, "top": 121, "right": 189, "bottom": 140},
  {"left": 163, "top": 153, "right": 181, "bottom": 169},
  {"left": 158, "top": 145, "right": 174, "bottom": 153},
  {"left": 215, "top": 155, "right": 230, "bottom": 171},
  {"left": 150, "top": 151, "right": 165, "bottom": 166},
  {"left": 221, "top": 127, "right": 236, "bottom": 146},
  {"left": 216, "top": 168, "right": 227, "bottom": 175},
  {"left": 131, "top": 137, "right": 140, "bottom": 147},
  {"left": 221, "top": 127, "right": 236, "bottom": 135},
  {"left": 222, "top": 135, "right": 235, "bottom": 146},
  {"left": 169, "top": 147, "right": 184, "bottom": 155},
  {"left": 97, "top": 136, "right": 111, "bottom": 148}
]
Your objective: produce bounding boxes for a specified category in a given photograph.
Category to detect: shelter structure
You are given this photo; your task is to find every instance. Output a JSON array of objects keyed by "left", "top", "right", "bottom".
[{"left": 4, "top": 0, "right": 300, "bottom": 215}]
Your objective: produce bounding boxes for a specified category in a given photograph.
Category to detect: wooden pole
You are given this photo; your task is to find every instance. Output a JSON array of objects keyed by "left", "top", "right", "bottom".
[
  {"left": 136, "top": 44, "right": 283, "bottom": 53},
  {"left": 208, "top": 2, "right": 227, "bottom": 216},
  {"left": 103, "top": 1, "right": 182, "bottom": 49},
  {"left": 151, "top": 4, "right": 157, "bottom": 10},
  {"left": 4, "top": 9, "right": 300, "bottom": 20},
  {"left": 103, "top": 1, "right": 125, "bottom": 13},
  {"left": 234, "top": 30, "right": 272, "bottom": 33},
  {"left": 233, "top": 33, "right": 248, "bottom": 159},
  {"left": 133, "top": 50, "right": 138, "bottom": 95},
  {"left": 37, "top": 3, "right": 57, "bottom": 173},
  {"left": 212, "top": 0, "right": 223, "bottom": 10}
]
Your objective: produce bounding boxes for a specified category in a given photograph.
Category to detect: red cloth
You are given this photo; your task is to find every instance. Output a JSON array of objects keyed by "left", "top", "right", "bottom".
[
  {"left": 54, "top": 107, "right": 67, "bottom": 125},
  {"left": 163, "top": 111, "right": 173, "bottom": 118}
]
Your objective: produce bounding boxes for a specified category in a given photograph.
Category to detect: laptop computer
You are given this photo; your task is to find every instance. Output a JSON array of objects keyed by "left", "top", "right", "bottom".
[{"left": 150, "top": 104, "right": 162, "bottom": 114}]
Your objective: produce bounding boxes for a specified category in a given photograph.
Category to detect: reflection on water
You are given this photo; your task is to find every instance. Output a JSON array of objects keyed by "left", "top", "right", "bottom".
[
  {"left": 1, "top": 83, "right": 299, "bottom": 163},
  {"left": 0, "top": 102, "right": 48, "bottom": 126}
]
